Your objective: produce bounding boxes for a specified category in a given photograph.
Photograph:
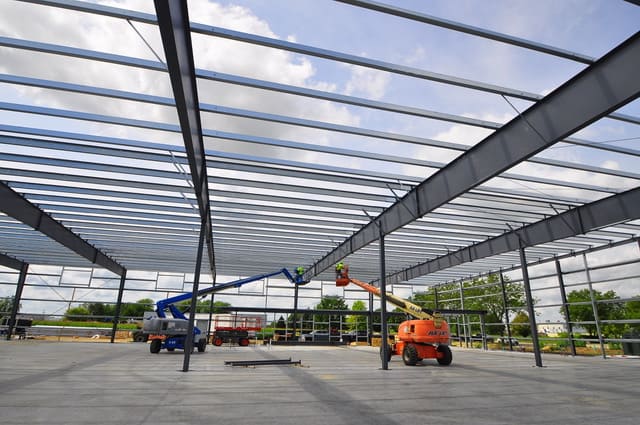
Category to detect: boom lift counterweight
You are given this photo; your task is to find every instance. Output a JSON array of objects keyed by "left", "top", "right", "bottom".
[{"left": 336, "top": 264, "right": 452, "bottom": 366}]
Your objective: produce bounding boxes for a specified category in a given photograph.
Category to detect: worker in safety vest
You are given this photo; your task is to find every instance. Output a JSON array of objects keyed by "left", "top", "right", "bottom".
[
  {"left": 295, "top": 266, "right": 304, "bottom": 276},
  {"left": 335, "top": 262, "right": 345, "bottom": 279}
]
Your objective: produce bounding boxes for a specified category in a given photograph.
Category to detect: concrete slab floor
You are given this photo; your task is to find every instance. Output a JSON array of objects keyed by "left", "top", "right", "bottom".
[{"left": 1, "top": 340, "right": 638, "bottom": 425}]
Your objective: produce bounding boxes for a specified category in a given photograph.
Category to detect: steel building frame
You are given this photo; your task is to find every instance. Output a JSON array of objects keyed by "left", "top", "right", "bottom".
[{"left": 0, "top": 0, "right": 639, "bottom": 356}]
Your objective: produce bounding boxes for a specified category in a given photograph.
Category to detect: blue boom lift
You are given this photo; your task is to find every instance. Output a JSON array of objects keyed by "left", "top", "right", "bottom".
[{"left": 143, "top": 268, "right": 308, "bottom": 353}]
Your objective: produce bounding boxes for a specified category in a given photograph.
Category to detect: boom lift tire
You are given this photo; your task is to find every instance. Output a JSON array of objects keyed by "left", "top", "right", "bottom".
[
  {"left": 436, "top": 345, "right": 452, "bottom": 366},
  {"left": 212, "top": 336, "right": 223, "bottom": 346},
  {"left": 402, "top": 343, "right": 419, "bottom": 366},
  {"left": 197, "top": 338, "right": 207, "bottom": 352},
  {"left": 167, "top": 347, "right": 175, "bottom": 352},
  {"left": 238, "top": 337, "right": 250, "bottom": 347},
  {"left": 150, "top": 339, "right": 161, "bottom": 354}
]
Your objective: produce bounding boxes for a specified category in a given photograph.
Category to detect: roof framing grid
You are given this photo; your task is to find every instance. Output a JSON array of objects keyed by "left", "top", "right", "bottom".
[
  {"left": 304, "top": 30, "right": 640, "bottom": 281},
  {"left": 384, "top": 187, "right": 640, "bottom": 285},
  {"left": 0, "top": 0, "right": 638, "bottom": 287}
]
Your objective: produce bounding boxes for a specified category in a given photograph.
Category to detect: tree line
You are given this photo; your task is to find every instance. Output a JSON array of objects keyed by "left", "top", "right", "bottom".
[{"left": 3, "top": 278, "right": 639, "bottom": 336}]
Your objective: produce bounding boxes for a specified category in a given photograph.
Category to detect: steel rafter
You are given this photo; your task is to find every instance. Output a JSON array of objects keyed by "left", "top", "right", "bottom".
[
  {"left": 385, "top": 188, "right": 640, "bottom": 285},
  {"left": 154, "top": 0, "right": 215, "bottom": 279},
  {"left": 304, "top": 31, "right": 640, "bottom": 281},
  {"left": 0, "top": 251, "right": 25, "bottom": 271},
  {"left": 0, "top": 182, "right": 125, "bottom": 275}
]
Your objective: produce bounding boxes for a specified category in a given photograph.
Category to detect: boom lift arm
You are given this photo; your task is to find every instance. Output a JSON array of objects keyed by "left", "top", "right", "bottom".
[
  {"left": 145, "top": 267, "right": 308, "bottom": 353},
  {"left": 156, "top": 268, "right": 307, "bottom": 320},
  {"left": 336, "top": 263, "right": 452, "bottom": 366},
  {"left": 336, "top": 264, "right": 444, "bottom": 325}
]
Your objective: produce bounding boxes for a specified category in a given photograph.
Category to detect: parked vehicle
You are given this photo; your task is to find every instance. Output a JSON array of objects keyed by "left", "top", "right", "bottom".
[
  {"left": 143, "top": 268, "right": 308, "bottom": 353},
  {"left": 300, "top": 330, "right": 334, "bottom": 342},
  {"left": 496, "top": 336, "right": 519, "bottom": 345},
  {"left": 342, "top": 330, "right": 369, "bottom": 343},
  {"left": 336, "top": 264, "right": 452, "bottom": 366}
]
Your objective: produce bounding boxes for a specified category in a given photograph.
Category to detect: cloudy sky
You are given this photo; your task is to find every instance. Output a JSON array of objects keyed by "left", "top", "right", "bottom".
[
  {"left": 0, "top": 0, "right": 638, "bottom": 319},
  {"left": 1, "top": 0, "right": 638, "bottom": 192}
]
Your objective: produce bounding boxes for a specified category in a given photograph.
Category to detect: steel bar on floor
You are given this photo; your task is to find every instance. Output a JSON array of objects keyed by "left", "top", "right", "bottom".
[{"left": 224, "top": 358, "right": 301, "bottom": 367}]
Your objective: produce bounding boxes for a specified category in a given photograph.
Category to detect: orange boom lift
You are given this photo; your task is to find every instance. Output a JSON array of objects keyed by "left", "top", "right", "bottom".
[{"left": 336, "top": 264, "right": 452, "bottom": 366}]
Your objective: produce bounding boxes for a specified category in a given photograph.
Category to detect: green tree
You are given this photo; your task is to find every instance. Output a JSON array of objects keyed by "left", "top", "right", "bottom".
[
  {"left": 371, "top": 307, "right": 406, "bottom": 332},
  {"left": 274, "top": 315, "right": 287, "bottom": 335},
  {"left": 625, "top": 296, "right": 640, "bottom": 331},
  {"left": 120, "top": 298, "right": 155, "bottom": 318},
  {"left": 0, "top": 296, "right": 17, "bottom": 318},
  {"left": 64, "top": 306, "right": 91, "bottom": 321},
  {"left": 314, "top": 296, "right": 349, "bottom": 331},
  {"left": 176, "top": 299, "right": 231, "bottom": 314},
  {"left": 412, "top": 274, "right": 525, "bottom": 335},
  {"left": 511, "top": 311, "right": 531, "bottom": 337},
  {"left": 347, "top": 300, "right": 367, "bottom": 331},
  {"left": 564, "top": 289, "right": 625, "bottom": 337},
  {"left": 84, "top": 302, "right": 115, "bottom": 318}
]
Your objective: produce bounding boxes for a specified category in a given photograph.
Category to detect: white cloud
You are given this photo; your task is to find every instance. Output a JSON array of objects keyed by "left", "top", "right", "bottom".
[
  {"left": 343, "top": 64, "right": 390, "bottom": 101},
  {"left": 0, "top": 0, "right": 362, "bottom": 162},
  {"left": 403, "top": 46, "right": 427, "bottom": 67}
]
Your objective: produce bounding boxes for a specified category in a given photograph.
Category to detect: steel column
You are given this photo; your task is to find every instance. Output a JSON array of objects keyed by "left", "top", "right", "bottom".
[
  {"left": 110, "top": 269, "right": 127, "bottom": 343},
  {"left": 459, "top": 282, "right": 469, "bottom": 348},
  {"left": 480, "top": 314, "right": 487, "bottom": 350},
  {"left": 182, "top": 220, "right": 206, "bottom": 372},
  {"left": 379, "top": 229, "right": 389, "bottom": 370},
  {"left": 519, "top": 246, "right": 543, "bottom": 367},
  {"left": 499, "top": 271, "right": 515, "bottom": 351},
  {"left": 292, "top": 280, "right": 299, "bottom": 339},
  {"left": 206, "top": 293, "right": 215, "bottom": 340},
  {"left": 555, "top": 259, "right": 576, "bottom": 356},
  {"left": 368, "top": 292, "right": 374, "bottom": 346},
  {"left": 582, "top": 254, "right": 606, "bottom": 359},
  {"left": 5, "top": 262, "right": 28, "bottom": 341}
]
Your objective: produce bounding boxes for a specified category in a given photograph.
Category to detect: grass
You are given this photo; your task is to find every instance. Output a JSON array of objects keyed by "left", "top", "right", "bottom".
[{"left": 33, "top": 320, "right": 139, "bottom": 330}]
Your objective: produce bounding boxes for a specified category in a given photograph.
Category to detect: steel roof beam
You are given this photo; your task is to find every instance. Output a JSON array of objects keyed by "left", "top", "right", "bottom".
[
  {"left": 1, "top": 128, "right": 626, "bottom": 197},
  {"left": 0, "top": 182, "right": 125, "bottom": 275},
  {"left": 3, "top": 29, "right": 639, "bottom": 138},
  {"left": 24, "top": 0, "right": 596, "bottom": 64},
  {"left": 2, "top": 164, "right": 604, "bottom": 216},
  {"left": 304, "top": 32, "right": 640, "bottom": 281},
  {"left": 4, "top": 73, "right": 640, "bottom": 160},
  {"left": 336, "top": 0, "right": 596, "bottom": 63},
  {"left": 385, "top": 187, "right": 640, "bottom": 284},
  {"left": 154, "top": 0, "right": 215, "bottom": 279},
  {"left": 0, "top": 252, "right": 25, "bottom": 271}
]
